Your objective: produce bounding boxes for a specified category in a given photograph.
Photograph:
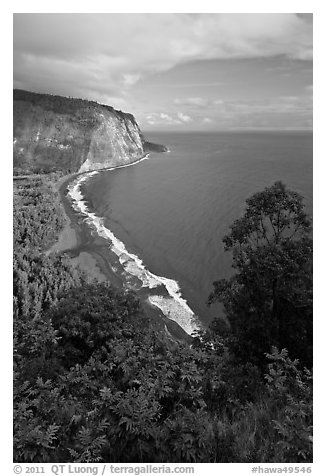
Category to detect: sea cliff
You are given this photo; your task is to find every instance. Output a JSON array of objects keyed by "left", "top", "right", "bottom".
[{"left": 13, "top": 89, "right": 167, "bottom": 174}]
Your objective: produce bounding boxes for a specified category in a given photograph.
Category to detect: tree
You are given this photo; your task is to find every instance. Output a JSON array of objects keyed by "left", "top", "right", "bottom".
[
  {"left": 209, "top": 181, "right": 312, "bottom": 367},
  {"left": 13, "top": 176, "right": 313, "bottom": 463}
]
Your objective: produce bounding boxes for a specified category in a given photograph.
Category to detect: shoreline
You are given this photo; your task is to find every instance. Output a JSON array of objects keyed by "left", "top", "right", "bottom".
[
  {"left": 51, "top": 160, "right": 194, "bottom": 343},
  {"left": 56, "top": 172, "right": 125, "bottom": 289}
]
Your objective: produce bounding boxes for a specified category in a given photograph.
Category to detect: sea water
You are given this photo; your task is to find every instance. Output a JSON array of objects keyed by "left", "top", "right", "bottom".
[{"left": 68, "top": 131, "right": 312, "bottom": 334}]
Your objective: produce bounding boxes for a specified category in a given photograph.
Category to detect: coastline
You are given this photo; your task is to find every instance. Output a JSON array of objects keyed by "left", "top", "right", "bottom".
[
  {"left": 55, "top": 172, "right": 125, "bottom": 289},
  {"left": 51, "top": 160, "right": 194, "bottom": 343}
]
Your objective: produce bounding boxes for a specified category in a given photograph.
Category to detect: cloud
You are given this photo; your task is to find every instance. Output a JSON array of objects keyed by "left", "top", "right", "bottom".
[
  {"left": 145, "top": 111, "right": 194, "bottom": 126},
  {"left": 230, "top": 96, "right": 312, "bottom": 115},
  {"left": 174, "top": 98, "right": 226, "bottom": 113},
  {"left": 146, "top": 112, "right": 182, "bottom": 125},
  {"left": 175, "top": 95, "right": 312, "bottom": 129},
  {"left": 202, "top": 96, "right": 312, "bottom": 128},
  {"left": 122, "top": 74, "right": 141, "bottom": 86},
  {"left": 13, "top": 13, "right": 312, "bottom": 106},
  {"left": 175, "top": 97, "right": 208, "bottom": 107},
  {"left": 177, "top": 112, "right": 192, "bottom": 122},
  {"left": 159, "top": 113, "right": 177, "bottom": 122},
  {"left": 168, "top": 81, "right": 222, "bottom": 89}
]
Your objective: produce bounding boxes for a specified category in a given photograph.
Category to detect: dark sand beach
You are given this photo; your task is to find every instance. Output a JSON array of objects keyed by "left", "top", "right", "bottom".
[{"left": 52, "top": 172, "right": 192, "bottom": 343}]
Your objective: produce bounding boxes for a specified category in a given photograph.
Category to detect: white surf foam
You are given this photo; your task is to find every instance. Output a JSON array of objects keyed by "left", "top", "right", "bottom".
[{"left": 67, "top": 159, "right": 201, "bottom": 335}]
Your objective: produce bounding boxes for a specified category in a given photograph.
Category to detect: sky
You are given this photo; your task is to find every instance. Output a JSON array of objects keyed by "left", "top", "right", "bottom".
[{"left": 13, "top": 13, "right": 313, "bottom": 131}]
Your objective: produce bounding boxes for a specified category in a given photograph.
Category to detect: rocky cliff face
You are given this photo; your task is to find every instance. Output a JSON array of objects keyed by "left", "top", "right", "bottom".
[{"left": 13, "top": 90, "right": 166, "bottom": 174}]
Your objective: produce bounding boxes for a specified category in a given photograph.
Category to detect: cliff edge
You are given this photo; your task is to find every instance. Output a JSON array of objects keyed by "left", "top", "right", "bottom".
[{"left": 13, "top": 90, "right": 167, "bottom": 174}]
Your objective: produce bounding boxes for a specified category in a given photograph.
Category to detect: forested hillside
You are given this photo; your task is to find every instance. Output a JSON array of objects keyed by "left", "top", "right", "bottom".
[
  {"left": 13, "top": 90, "right": 167, "bottom": 175},
  {"left": 13, "top": 176, "right": 312, "bottom": 463}
]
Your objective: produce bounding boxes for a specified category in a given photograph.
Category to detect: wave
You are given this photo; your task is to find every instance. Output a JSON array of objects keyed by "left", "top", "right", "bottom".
[{"left": 67, "top": 158, "right": 201, "bottom": 336}]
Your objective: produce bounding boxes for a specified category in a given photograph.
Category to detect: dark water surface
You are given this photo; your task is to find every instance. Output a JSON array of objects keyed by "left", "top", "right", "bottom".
[{"left": 83, "top": 131, "right": 312, "bottom": 326}]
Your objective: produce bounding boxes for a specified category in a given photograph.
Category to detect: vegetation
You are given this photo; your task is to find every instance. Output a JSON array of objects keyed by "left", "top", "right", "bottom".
[
  {"left": 13, "top": 177, "right": 312, "bottom": 463},
  {"left": 144, "top": 141, "right": 169, "bottom": 153},
  {"left": 208, "top": 181, "right": 312, "bottom": 368},
  {"left": 13, "top": 90, "right": 144, "bottom": 175},
  {"left": 14, "top": 89, "right": 119, "bottom": 117}
]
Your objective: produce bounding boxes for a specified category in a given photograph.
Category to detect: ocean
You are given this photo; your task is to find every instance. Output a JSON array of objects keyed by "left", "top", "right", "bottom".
[{"left": 68, "top": 131, "right": 313, "bottom": 334}]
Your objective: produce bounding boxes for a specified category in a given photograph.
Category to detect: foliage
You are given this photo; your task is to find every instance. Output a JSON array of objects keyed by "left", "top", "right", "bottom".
[
  {"left": 13, "top": 177, "right": 313, "bottom": 463},
  {"left": 209, "top": 181, "right": 312, "bottom": 367},
  {"left": 265, "top": 348, "right": 313, "bottom": 462},
  {"left": 13, "top": 89, "right": 141, "bottom": 174}
]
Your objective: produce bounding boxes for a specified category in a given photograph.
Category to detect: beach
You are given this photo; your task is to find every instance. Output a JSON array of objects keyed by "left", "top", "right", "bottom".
[{"left": 50, "top": 168, "right": 194, "bottom": 343}]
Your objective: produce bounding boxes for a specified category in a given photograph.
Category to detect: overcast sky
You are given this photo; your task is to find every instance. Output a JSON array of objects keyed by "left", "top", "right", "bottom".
[{"left": 13, "top": 13, "right": 313, "bottom": 131}]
